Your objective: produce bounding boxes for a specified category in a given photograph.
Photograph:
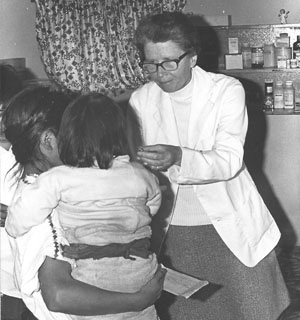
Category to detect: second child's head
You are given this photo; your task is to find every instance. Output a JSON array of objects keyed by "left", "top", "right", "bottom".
[
  {"left": 3, "top": 86, "right": 73, "bottom": 173},
  {"left": 58, "top": 93, "right": 129, "bottom": 169}
]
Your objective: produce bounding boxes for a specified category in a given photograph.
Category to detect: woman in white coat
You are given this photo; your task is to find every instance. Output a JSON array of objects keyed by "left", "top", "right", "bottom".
[{"left": 130, "top": 11, "right": 290, "bottom": 320}]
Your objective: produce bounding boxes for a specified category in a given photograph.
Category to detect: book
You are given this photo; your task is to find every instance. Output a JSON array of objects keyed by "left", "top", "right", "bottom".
[{"left": 162, "top": 265, "right": 209, "bottom": 299}]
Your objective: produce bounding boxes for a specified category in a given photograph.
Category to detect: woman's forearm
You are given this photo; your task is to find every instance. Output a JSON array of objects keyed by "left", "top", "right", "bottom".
[{"left": 39, "top": 257, "right": 162, "bottom": 315}]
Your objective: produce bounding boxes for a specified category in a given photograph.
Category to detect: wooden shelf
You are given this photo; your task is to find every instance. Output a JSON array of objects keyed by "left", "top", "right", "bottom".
[
  {"left": 209, "top": 23, "right": 300, "bottom": 30},
  {"left": 263, "top": 108, "right": 300, "bottom": 115},
  {"left": 220, "top": 68, "right": 300, "bottom": 74}
]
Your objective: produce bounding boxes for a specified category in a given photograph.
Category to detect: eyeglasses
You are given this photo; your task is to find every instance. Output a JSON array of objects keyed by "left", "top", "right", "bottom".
[{"left": 139, "top": 52, "right": 190, "bottom": 74}]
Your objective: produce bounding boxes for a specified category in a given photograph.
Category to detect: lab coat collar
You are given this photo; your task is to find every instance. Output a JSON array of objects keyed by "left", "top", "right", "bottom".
[{"left": 151, "top": 67, "right": 217, "bottom": 147}]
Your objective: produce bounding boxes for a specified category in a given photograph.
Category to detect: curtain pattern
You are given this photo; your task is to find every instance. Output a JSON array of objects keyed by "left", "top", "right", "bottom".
[{"left": 35, "top": 0, "right": 187, "bottom": 96}]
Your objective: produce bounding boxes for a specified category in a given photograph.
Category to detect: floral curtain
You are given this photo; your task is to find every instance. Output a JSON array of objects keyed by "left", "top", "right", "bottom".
[{"left": 35, "top": 0, "right": 187, "bottom": 96}]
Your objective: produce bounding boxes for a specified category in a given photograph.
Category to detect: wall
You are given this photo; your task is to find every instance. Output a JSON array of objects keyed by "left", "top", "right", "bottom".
[
  {"left": 243, "top": 105, "right": 300, "bottom": 247},
  {"left": 263, "top": 116, "right": 300, "bottom": 247},
  {"left": 184, "top": 0, "right": 300, "bottom": 26},
  {"left": 0, "top": 0, "right": 47, "bottom": 79}
]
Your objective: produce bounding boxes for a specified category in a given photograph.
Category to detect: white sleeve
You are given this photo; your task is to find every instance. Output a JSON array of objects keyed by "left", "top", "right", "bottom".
[
  {"left": 6, "top": 171, "right": 61, "bottom": 238},
  {"left": 13, "top": 215, "right": 73, "bottom": 320},
  {"left": 169, "top": 80, "right": 248, "bottom": 184},
  {"left": 0, "top": 146, "right": 18, "bottom": 206}
]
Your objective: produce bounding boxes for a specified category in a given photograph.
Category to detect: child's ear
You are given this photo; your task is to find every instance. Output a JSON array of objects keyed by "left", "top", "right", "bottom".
[
  {"left": 40, "top": 130, "right": 56, "bottom": 153},
  {"left": 190, "top": 54, "right": 198, "bottom": 68}
]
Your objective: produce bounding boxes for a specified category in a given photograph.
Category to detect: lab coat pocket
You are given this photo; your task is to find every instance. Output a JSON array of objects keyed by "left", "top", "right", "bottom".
[
  {"left": 195, "top": 135, "right": 215, "bottom": 151},
  {"left": 234, "top": 184, "right": 273, "bottom": 247}
]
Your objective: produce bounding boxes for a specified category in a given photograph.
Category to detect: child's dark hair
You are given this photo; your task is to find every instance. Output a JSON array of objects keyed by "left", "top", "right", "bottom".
[
  {"left": 58, "top": 93, "right": 129, "bottom": 169},
  {"left": 3, "top": 86, "right": 72, "bottom": 168}
]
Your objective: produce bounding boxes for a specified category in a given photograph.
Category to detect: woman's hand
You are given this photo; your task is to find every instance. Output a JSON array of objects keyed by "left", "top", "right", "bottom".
[
  {"left": 136, "top": 265, "right": 167, "bottom": 310},
  {"left": 137, "top": 144, "right": 182, "bottom": 171}
]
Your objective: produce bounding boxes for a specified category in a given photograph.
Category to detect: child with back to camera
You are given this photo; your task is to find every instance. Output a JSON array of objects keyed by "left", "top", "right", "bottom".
[{"left": 6, "top": 92, "right": 163, "bottom": 320}]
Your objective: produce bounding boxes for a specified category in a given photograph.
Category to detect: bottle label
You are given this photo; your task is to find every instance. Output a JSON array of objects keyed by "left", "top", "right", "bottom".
[
  {"left": 284, "top": 91, "right": 294, "bottom": 108},
  {"left": 265, "top": 86, "right": 273, "bottom": 94},
  {"left": 293, "top": 48, "right": 300, "bottom": 59},
  {"left": 296, "top": 53, "right": 300, "bottom": 67},
  {"left": 251, "top": 52, "right": 263, "bottom": 64},
  {"left": 291, "top": 59, "right": 297, "bottom": 68},
  {"left": 277, "top": 56, "right": 287, "bottom": 68},
  {"left": 274, "top": 94, "right": 284, "bottom": 109},
  {"left": 242, "top": 52, "right": 252, "bottom": 68}
]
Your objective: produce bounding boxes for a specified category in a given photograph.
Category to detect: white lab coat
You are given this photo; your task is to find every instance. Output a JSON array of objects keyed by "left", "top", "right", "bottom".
[{"left": 130, "top": 66, "right": 281, "bottom": 267}]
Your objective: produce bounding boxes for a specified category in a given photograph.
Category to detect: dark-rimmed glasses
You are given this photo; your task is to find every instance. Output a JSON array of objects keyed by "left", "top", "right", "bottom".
[{"left": 139, "top": 52, "right": 191, "bottom": 74}]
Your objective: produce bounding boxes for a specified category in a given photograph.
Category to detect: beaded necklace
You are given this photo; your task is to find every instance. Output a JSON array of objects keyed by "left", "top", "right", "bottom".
[{"left": 47, "top": 215, "right": 60, "bottom": 259}]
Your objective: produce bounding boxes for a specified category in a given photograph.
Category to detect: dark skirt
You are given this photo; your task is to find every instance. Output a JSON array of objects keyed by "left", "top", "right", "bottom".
[{"left": 156, "top": 225, "right": 290, "bottom": 320}]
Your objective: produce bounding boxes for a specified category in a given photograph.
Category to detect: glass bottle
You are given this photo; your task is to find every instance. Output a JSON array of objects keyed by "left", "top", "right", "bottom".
[
  {"left": 284, "top": 80, "right": 295, "bottom": 109},
  {"left": 264, "top": 79, "right": 274, "bottom": 110},
  {"left": 263, "top": 43, "right": 275, "bottom": 68},
  {"left": 293, "top": 35, "right": 300, "bottom": 59},
  {"left": 251, "top": 46, "right": 264, "bottom": 68},
  {"left": 241, "top": 42, "right": 252, "bottom": 69},
  {"left": 273, "top": 81, "right": 284, "bottom": 109}
]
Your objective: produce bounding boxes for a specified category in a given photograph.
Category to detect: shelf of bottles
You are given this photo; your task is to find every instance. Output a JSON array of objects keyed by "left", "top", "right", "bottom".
[
  {"left": 196, "top": 23, "right": 300, "bottom": 115},
  {"left": 220, "top": 68, "right": 300, "bottom": 115}
]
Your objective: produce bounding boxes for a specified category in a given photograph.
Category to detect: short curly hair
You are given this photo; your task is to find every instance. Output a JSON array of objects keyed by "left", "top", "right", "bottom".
[{"left": 135, "top": 11, "right": 200, "bottom": 61}]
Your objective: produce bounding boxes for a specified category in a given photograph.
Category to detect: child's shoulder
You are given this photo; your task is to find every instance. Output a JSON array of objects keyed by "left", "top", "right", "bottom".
[
  {"left": 129, "top": 161, "right": 158, "bottom": 181},
  {"left": 37, "top": 165, "right": 76, "bottom": 182},
  {"left": 113, "top": 156, "right": 157, "bottom": 181},
  {"left": 128, "top": 160, "right": 149, "bottom": 171}
]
